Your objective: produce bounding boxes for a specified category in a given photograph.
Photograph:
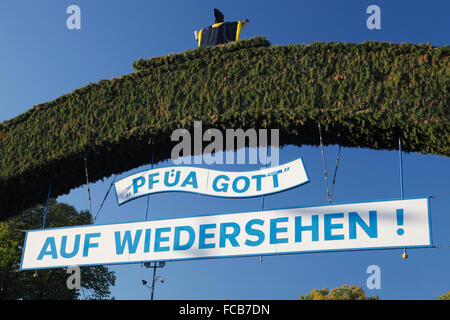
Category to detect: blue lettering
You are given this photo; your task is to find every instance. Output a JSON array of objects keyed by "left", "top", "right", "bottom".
[
  {"left": 295, "top": 216, "right": 319, "bottom": 242},
  {"left": 219, "top": 222, "right": 241, "bottom": 248},
  {"left": 115, "top": 230, "right": 142, "bottom": 255},
  {"left": 180, "top": 171, "right": 198, "bottom": 189},
  {"left": 144, "top": 229, "right": 151, "bottom": 253},
  {"left": 132, "top": 176, "right": 145, "bottom": 194},
  {"left": 164, "top": 170, "right": 180, "bottom": 187},
  {"left": 324, "top": 213, "right": 345, "bottom": 241},
  {"left": 268, "top": 170, "right": 282, "bottom": 188},
  {"left": 270, "top": 217, "right": 289, "bottom": 244},
  {"left": 154, "top": 227, "right": 171, "bottom": 252},
  {"left": 232, "top": 176, "right": 250, "bottom": 193},
  {"left": 245, "top": 219, "right": 265, "bottom": 247},
  {"left": 148, "top": 173, "right": 160, "bottom": 190},
  {"left": 212, "top": 175, "right": 229, "bottom": 193},
  {"left": 251, "top": 174, "right": 266, "bottom": 191},
  {"left": 60, "top": 234, "right": 81, "bottom": 258},
  {"left": 37, "top": 237, "right": 58, "bottom": 260},
  {"left": 174, "top": 226, "right": 195, "bottom": 251},
  {"left": 349, "top": 211, "right": 378, "bottom": 239},
  {"left": 83, "top": 233, "right": 101, "bottom": 257},
  {"left": 199, "top": 224, "right": 216, "bottom": 249}
]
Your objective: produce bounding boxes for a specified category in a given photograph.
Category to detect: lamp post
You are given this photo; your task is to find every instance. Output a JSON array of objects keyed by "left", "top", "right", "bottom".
[{"left": 141, "top": 261, "right": 165, "bottom": 300}]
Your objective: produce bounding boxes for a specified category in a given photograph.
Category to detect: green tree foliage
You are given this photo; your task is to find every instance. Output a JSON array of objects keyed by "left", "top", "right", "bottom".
[
  {"left": 437, "top": 290, "right": 450, "bottom": 300},
  {"left": 0, "top": 200, "right": 116, "bottom": 300},
  {"left": 299, "top": 285, "right": 379, "bottom": 300},
  {"left": 0, "top": 37, "right": 448, "bottom": 220}
]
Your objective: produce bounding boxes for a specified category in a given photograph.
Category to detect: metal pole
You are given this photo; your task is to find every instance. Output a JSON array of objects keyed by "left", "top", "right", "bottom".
[
  {"left": 399, "top": 138, "right": 404, "bottom": 199},
  {"left": 150, "top": 264, "right": 157, "bottom": 300}
]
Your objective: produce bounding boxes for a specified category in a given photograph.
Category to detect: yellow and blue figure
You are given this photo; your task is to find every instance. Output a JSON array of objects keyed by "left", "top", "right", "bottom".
[{"left": 195, "top": 9, "right": 248, "bottom": 48}]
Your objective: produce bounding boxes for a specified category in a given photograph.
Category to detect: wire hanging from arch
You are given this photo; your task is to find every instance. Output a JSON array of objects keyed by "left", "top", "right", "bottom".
[
  {"left": 42, "top": 183, "right": 52, "bottom": 229},
  {"left": 84, "top": 155, "right": 93, "bottom": 222},
  {"left": 259, "top": 142, "right": 270, "bottom": 263},
  {"left": 330, "top": 145, "right": 342, "bottom": 202},
  {"left": 34, "top": 182, "right": 52, "bottom": 278},
  {"left": 93, "top": 175, "right": 116, "bottom": 223},
  {"left": 145, "top": 151, "right": 155, "bottom": 221},
  {"left": 317, "top": 121, "right": 342, "bottom": 204}
]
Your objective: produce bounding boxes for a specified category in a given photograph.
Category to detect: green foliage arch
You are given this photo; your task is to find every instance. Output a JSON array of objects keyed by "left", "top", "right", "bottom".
[{"left": 0, "top": 37, "right": 448, "bottom": 220}]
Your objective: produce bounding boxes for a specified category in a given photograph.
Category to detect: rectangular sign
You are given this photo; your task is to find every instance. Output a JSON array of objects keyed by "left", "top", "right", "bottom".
[
  {"left": 20, "top": 198, "right": 432, "bottom": 270},
  {"left": 113, "top": 158, "right": 309, "bottom": 205}
]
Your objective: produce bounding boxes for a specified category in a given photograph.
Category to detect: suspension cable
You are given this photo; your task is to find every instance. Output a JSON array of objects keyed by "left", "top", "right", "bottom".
[
  {"left": 42, "top": 183, "right": 52, "bottom": 229},
  {"left": 318, "top": 121, "right": 342, "bottom": 204},
  {"left": 318, "top": 121, "right": 331, "bottom": 203},
  {"left": 93, "top": 175, "right": 116, "bottom": 223},
  {"left": 259, "top": 143, "right": 269, "bottom": 263},
  {"left": 144, "top": 152, "right": 155, "bottom": 221},
  {"left": 330, "top": 145, "right": 342, "bottom": 202},
  {"left": 84, "top": 155, "right": 93, "bottom": 222}
]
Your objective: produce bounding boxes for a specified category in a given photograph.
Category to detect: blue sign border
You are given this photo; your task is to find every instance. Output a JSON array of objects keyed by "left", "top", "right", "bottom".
[
  {"left": 20, "top": 196, "right": 433, "bottom": 271},
  {"left": 113, "top": 157, "right": 311, "bottom": 207}
]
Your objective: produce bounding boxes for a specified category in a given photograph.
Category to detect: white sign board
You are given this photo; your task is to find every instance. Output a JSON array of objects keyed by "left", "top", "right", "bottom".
[
  {"left": 113, "top": 158, "right": 309, "bottom": 205},
  {"left": 21, "top": 198, "right": 432, "bottom": 270}
]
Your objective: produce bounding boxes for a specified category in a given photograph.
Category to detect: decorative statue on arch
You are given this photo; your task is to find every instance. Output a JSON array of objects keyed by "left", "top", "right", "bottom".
[{"left": 194, "top": 8, "right": 249, "bottom": 47}]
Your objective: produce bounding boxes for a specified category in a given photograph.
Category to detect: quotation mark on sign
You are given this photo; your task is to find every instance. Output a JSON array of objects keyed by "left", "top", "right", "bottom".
[
  {"left": 66, "top": 5, "right": 81, "bottom": 30},
  {"left": 366, "top": 5, "right": 381, "bottom": 30}
]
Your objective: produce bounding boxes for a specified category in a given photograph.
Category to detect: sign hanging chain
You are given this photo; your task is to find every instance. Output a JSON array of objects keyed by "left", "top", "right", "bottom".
[
  {"left": 260, "top": 143, "right": 269, "bottom": 212},
  {"left": 145, "top": 152, "right": 155, "bottom": 221},
  {"left": 398, "top": 138, "right": 405, "bottom": 199},
  {"left": 317, "top": 121, "right": 331, "bottom": 203},
  {"left": 34, "top": 182, "right": 52, "bottom": 277},
  {"left": 93, "top": 175, "right": 116, "bottom": 223},
  {"left": 84, "top": 155, "right": 93, "bottom": 222},
  {"left": 318, "top": 121, "right": 342, "bottom": 204},
  {"left": 42, "top": 183, "right": 52, "bottom": 229},
  {"left": 259, "top": 143, "right": 269, "bottom": 263},
  {"left": 330, "top": 145, "right": 342, "bottom": 202}
]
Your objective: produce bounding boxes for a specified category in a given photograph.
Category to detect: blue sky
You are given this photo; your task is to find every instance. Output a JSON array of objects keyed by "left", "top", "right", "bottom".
[{"left": 1, "top": 1, "right": 449, "bottom": 299}]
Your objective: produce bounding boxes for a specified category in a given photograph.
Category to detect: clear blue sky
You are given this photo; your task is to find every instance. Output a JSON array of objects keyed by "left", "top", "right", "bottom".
[{"left": 1, "top": 0, "right": 449, "bottom": 300}]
